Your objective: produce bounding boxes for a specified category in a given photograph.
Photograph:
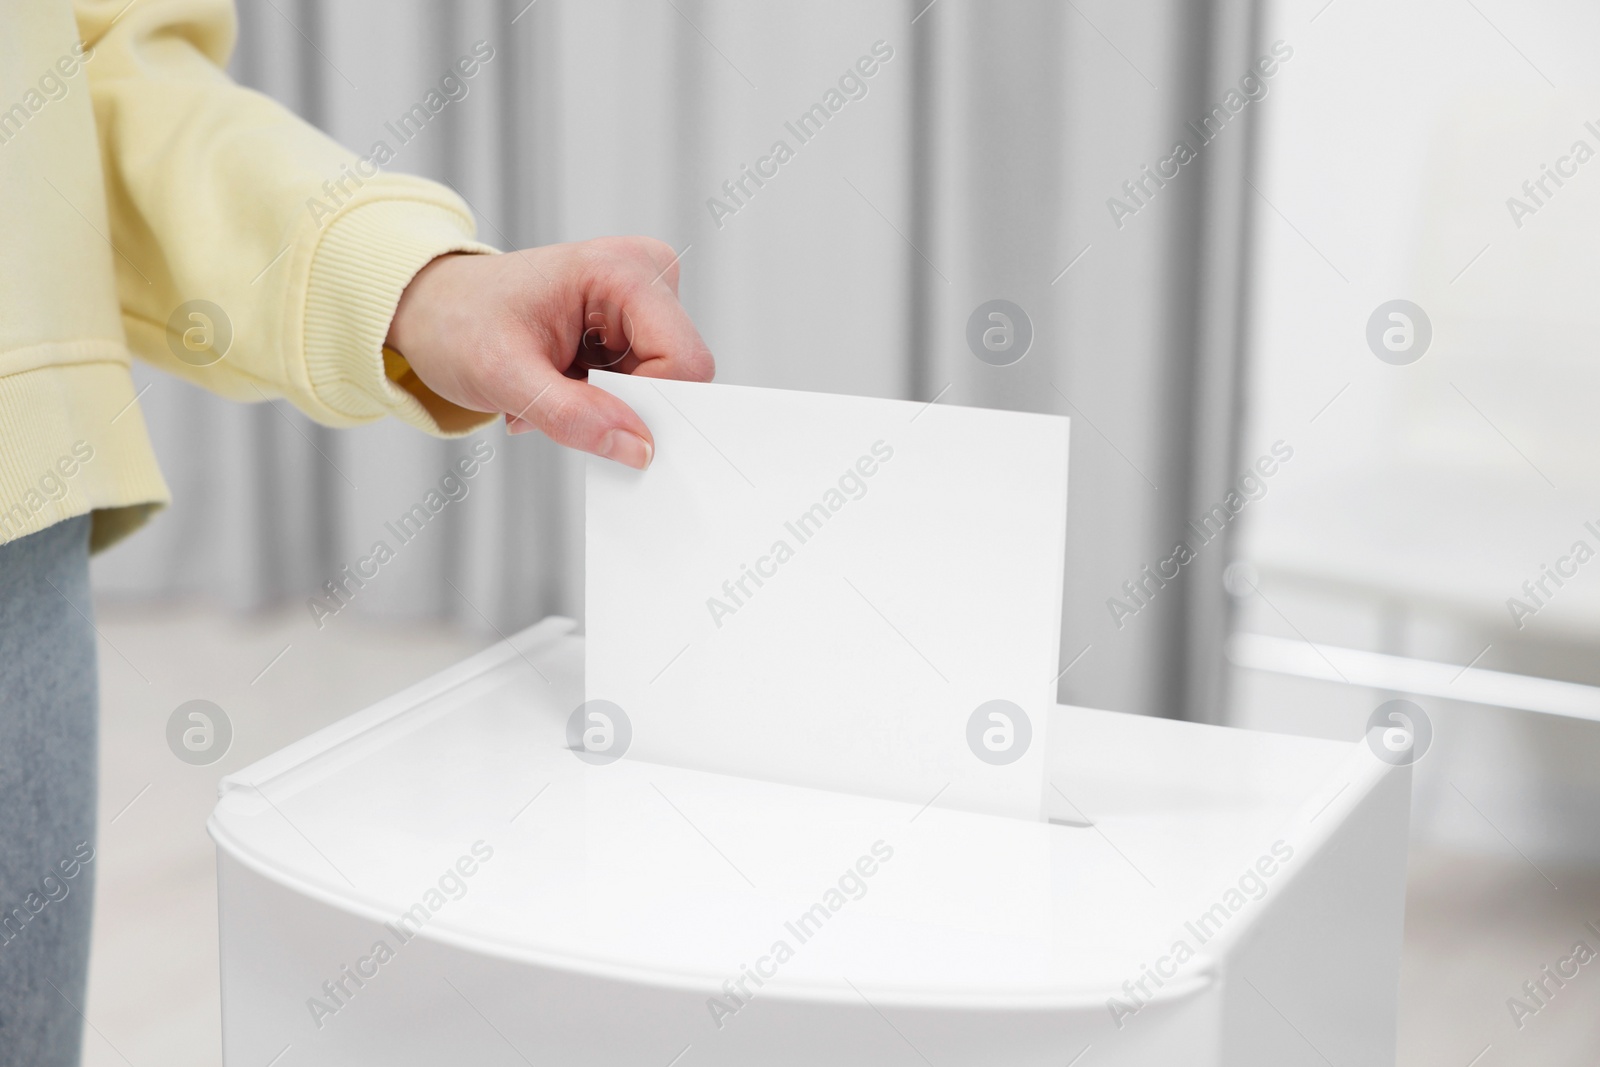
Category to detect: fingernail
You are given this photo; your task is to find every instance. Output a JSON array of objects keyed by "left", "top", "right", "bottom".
[{"left": 599, "top": 430, "right": 653, "bottom": 470}]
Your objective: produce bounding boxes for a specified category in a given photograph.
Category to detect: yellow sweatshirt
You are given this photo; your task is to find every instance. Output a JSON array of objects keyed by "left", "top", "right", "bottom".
[{"left": 2, "top": 0, "right": 497, "bottom": 551}]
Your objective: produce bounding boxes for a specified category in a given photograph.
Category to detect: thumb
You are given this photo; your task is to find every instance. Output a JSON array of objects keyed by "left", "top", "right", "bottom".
[{"left": 507, "top": 369, "right": 655, "bottom": 470}]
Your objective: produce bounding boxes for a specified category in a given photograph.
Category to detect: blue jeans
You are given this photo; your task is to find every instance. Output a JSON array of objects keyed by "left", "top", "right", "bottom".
[{"left": 0, "top": 515, "right": 96, "bottom": 1066}]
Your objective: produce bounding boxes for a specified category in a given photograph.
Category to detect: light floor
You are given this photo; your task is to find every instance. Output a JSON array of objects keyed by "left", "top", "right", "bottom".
[{"left": 79, "top": 606, "right": 1600, "bottom": 1065}]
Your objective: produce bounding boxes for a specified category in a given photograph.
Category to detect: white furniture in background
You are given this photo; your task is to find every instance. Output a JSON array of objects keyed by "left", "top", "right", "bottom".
[
  {"left": 1236, "top": 72, "right": 1600, "bottom": 865},
  {"left": 211, "top": 617, "right": 1409, "bottom": 1065}
]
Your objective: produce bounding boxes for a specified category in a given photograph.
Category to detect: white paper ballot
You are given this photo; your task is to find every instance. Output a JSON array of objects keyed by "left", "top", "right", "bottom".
[{"left": 585, "top": 370, "right": 1068, "bottom": 819}]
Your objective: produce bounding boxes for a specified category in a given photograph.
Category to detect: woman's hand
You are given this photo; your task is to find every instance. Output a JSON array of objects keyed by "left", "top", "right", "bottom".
[{"left": 386, "top": 236, "right": 714, "bottom": 469}]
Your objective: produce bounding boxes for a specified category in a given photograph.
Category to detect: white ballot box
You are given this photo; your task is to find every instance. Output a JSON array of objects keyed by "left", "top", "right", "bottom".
[{"left": 210, "top": 617, "right": 1410, "bottom": 1066}]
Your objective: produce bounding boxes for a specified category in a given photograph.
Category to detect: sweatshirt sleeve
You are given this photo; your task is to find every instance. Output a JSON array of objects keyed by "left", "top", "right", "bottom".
[{"left": 74, "top": 0, "right": 500, "bottom": 436}]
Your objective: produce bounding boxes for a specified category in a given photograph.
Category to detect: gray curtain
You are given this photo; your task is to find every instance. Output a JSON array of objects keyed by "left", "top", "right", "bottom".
[{"left": 92, "top": 0, "right": 1260, "bottom": 722}]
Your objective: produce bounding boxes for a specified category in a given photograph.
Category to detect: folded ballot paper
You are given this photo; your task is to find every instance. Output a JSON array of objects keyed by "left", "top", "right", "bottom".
[{"left": 585, "top": 370, "right": 1069, "bottom": 819}]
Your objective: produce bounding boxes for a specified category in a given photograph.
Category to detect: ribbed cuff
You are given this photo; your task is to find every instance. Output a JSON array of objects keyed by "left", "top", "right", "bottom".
[{"left": 304, "top": 199, "right": 500, "bottom": 436}]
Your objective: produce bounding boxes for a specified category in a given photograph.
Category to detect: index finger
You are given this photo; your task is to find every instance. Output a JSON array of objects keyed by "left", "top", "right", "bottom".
[{"left": 588, "top": 264, "right": 715, "bottom": 385}]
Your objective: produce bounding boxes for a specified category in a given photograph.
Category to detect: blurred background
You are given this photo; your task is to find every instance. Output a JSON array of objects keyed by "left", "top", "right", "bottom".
[{"left": 81, "top": 0, "right": 1600, "bottom": 1063}]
